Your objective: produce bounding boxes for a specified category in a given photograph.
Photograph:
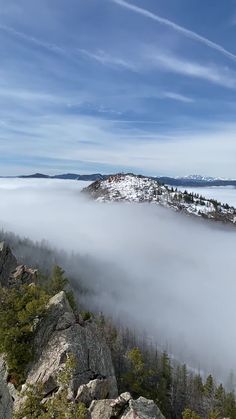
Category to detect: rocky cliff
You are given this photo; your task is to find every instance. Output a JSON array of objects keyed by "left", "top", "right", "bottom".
[
  {"left": 26, "top": 290, "right": 118, "bottom": 399},
  {"left": 0, "top": 358, "right": 13, "bottom": 419},
  {"left": 0, "top": 242, "right": 165, "bottom": 419}
]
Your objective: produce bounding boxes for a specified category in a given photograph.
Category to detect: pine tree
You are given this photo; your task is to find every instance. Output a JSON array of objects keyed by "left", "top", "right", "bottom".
[
  {"left": 49, "top": 265, "right": 68, "bottom": 295},
  {"left": 214, "top": 383, "right": 225, "bottom": 417},
  {"left": 172, "top": 364, "right": 188, "bottom": 418},
  {"left": 204, "top": 375, "right": 215, "bottom": 414},
  {"left": 157, "top": 351, "right": 172, "bottom": 419},
  {"left": 0, "top": 284, "right": 49, "bottom": 383},
  {"left": 182, "top": 408, "right": 200, "bottom": 419},
  {"left": 223, "top": 392, "right": 236, "bottom": 419}
]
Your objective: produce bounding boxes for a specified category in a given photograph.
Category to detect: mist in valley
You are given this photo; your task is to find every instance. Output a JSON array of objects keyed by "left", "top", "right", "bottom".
[{"left": 0, "top": 178, "right": 236, "bottom": 382}]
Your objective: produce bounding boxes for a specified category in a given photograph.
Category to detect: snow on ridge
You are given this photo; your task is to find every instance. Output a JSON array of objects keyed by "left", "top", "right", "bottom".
[
  {"left": 84, "top": 173, "right": 236, "bottom": 226},
  {"left": 176, "top": 174, "right": 229, "bottom": 182}
]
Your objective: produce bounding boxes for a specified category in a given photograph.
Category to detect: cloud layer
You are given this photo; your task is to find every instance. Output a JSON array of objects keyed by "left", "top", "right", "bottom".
[{"left": 0, "top": 178, "right": 236, "bottom": 382}]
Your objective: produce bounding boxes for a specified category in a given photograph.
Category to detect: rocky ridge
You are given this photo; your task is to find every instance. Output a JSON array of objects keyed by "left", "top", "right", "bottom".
[
  {"left": 83, "top": 173, "right": 236, "bottom": 226},
  {"left": 0, "top": 242, "right": 165, "bottom": 418},
  {"left": 0, "top": 241, "right": 37, "bottom": 288}
]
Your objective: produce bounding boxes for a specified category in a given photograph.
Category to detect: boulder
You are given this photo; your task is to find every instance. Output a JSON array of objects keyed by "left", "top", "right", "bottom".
[
  {"left": 89, "top": 393, "right": 165, "bottom": 419},
  {"left": 0, "top": 357, "right": 13, "bottom": 419},
  {"left": 26, "top": 291, "right": 118, "bottom": 398},
  {"left": 122, "top": 396, "right": 165, "bottom": 419},
  {"left": 110, "top": 392, "right": 132, "bottom": 416},
  {"left": 89, "top": 399, "right": 114, "bottom": 419},
  {"left": 76, "top": 378, "right": 114, "bottom": 407}
]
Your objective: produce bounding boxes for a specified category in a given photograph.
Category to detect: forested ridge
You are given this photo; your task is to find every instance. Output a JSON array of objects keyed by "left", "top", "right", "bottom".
[
  {"left": 0, "top": 232, "right": 235, "bottom": 418},
  {"left": 99, "top": 315, "right": 236, "bottom": 418}
]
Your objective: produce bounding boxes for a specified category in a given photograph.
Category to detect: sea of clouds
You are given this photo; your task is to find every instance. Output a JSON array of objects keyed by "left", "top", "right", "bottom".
[{"left": 0, "top": 178, "right": 235, "bottom": 381}]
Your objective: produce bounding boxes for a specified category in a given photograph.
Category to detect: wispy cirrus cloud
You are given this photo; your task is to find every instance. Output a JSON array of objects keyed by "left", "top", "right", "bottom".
[
  {"left": 0, "top": 106, "right": 236, "bottom": 178},
  {"left": 77, "top": 48, "right": 136, "bottom": 71},
  {"left": 0, "top": 23, "right": 135, "bottom": 73},
  {"left": 0, "top": 23, "right": 64, "bottom": 54},
  {"left": 111, "top": 0, "right": 236, "bottom": 62},
  {"left": 161, "top": 91, "right": 194, "bottom": 103},
  {"left": 148, "top": 50, "right": 236, "bottom": 88},
  {"left": 0, "top": 86, "right": 60, "bottom": 103},
  {"left": 0, "top": 0, "right": 235, "bottom": 177}
]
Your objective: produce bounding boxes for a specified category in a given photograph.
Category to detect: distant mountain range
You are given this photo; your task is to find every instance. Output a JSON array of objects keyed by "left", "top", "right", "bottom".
[
  {"left": 1, "top": 172, "right": 236, "bottom": 186},
  {"left": 157, "top": 175, "right": 236, "bottom": 187},
  {"left": 17, "top": 173, "right": 107, "bottom": 181}
]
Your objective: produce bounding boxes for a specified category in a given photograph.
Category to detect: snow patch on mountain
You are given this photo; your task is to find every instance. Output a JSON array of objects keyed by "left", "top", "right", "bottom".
[
  {"left": 83, "top": 174, "right": 236, "bottom": 226},
  {"left": 176, "top": 174, "right": 229, "bottom": 182}
]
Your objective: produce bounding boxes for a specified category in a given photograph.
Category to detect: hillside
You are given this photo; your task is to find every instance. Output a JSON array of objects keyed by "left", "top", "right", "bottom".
[
  {"left": 0, "top": 241, "right": 236, "bottom": 418},
  {"left": 0, "top": 242, "right": 165, "bottom": 419},
  {"left": 83, "top": 173, "right": 236, "bottom": 226}
]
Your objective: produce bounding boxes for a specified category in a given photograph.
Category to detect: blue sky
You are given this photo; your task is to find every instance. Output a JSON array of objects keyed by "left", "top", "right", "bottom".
[{"left": 0, "top": 0, "right": 236, "bottom": 177}]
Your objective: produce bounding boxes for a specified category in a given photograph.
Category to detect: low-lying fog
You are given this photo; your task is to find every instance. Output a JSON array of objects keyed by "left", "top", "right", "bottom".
[{"left": 0, "top": 178, "right": 236, "bottom": 381}]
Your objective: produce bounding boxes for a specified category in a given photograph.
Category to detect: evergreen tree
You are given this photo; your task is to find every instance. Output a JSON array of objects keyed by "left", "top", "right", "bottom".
[
  {"left": 204, "top": 375, "right": 215, "bottom": 413},
  {"left": 223, "top": 392, "right": 236, "bottom": 419},
  {"left": 0, "top": 284, "right": 49, "bottom": 383},
  {"left": 157, "top": 351, "right": 172, "bottom": 419},
  {"left": 182, "top": 408, "right": 200, "bottom": 419},
  {"left": 49, "top": 265, "right": 68, "bottom": 295},
  {"left": 172, "top": 365, "right": 188, "bottom": 418},
  {"left": 123, "top": 347, "right": 151, "bottom": 398}
]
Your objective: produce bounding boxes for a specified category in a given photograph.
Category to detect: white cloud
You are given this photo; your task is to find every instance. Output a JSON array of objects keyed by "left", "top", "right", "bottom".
[
  {"left": 0, "top": 109, "right": 236, "bottom": 178},
  {"left": 78, "top": 48, "right": 136, "bottom": 71},
  {"left": 0, "top": 23, "right": 65, "bottom": 54},
  {"left": 148, "top": 50, "right": 236, "bottom": 88},
  {"left": 112, "top": 0, "right": 236, "bottom": 62},
  {"left": 0, "top": 86, "right": 62, "bottom": 104},
  {"left": 161, "top": 91, "right": 194, "bottom": 103}
]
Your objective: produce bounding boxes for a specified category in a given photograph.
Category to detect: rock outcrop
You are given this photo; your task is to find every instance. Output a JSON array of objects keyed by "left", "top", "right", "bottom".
[
  {"left": 76, "top": 378, "right": 114, "bottom": 407},
  {"left": 26, "top": 291, "right": 118, "bottom": 398},
  {"left": 0, "top": 244, "right": 165, "bottom": 419},
  {"left": 9, "top": 264, "right": 37, "bottom": 287},
  {"left": 89, "top": 392, "right": 165, "bottom": 419},
  {"left": 0, "top": 242, "right": 17, "bottom": 287},
  {"left": 0, "top": 358, "right": 13, "bottom": 419},
  {"left": 122, "top": 396, "right": 165, "bottom": 418},
  {"left": 0, "top": 241, "right": 37, "bottom": 288}
]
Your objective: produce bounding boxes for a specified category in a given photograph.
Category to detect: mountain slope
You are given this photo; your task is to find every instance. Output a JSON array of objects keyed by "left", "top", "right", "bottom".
[
  {"left": 0, "top": 243, "right": 165, "bottom": 419},
  {"left": 83, "top": 173, "right": 236, "bottom": 226}
]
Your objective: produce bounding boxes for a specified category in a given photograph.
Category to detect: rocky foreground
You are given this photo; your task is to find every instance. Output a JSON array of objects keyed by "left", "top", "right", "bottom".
[
  {"left": 83, "top": 173, "right": 236, "bottom": 226},
  {"left": 0, "top": 242, "right": 165, "bottom": 419}
]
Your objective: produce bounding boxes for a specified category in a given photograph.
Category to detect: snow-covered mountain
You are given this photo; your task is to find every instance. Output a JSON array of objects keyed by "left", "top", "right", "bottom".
[
  {"left": 83, "top": 173, "right": 236, "bottom": 226},
  {"left": 157, "top": 174, "right": 236, "bottom": 187},
  {"left": 176, "top": 174, "right": 225, "bottom": 182}
]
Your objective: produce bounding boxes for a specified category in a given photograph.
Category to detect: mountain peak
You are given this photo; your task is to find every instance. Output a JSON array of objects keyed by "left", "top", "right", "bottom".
[
  {"left": 178, "top": 174, "right": 227, "bottom": 182},
  {"left": 83, "top": 173, "right": 236, "bottom": 226}
]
